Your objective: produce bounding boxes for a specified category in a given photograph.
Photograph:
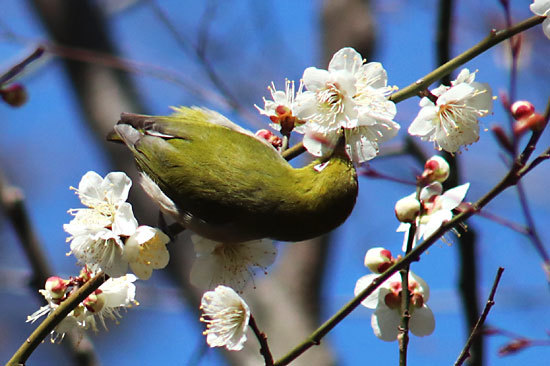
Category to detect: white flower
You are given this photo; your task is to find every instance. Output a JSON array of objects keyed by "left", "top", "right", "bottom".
[
  {"left": 123, "top": 226, "right": 170, "bottom": 280},
  {"left": 530, "top": 0, "right": 550, "bottom": 39},
  {"left": 200, "top": 285, "right": 250, "bottom": 351},
  {"left": 81, "top": 274, "right": 138, "bottom": 332},
  {"left": 354, "top": 271, "right": 435, "bottom": 341},
  {"left": 189, "top": 234, "right": 277, "bottom": 293},
  {"left": 295, "top": 47, "right": 399, "bottom": 163},
  {"left": 255, "top": 79, "right": 307, "bottom": 134},
  {"left": 64, "top": 171, "right": 138, "bottom": 277},
  {"left": 397, "top": 182, "right": 470, "bottom": 250},
  {"left": 408, "top": 69, "right": 492, "bottom": 153},
  {"left": 27, "top": 272, "right": 137, "bottom": 342}
]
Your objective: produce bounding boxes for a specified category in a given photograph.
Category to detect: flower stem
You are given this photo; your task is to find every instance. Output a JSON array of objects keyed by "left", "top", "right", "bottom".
[{"left": 6, "top": 272, "right": 108, "bottom": 366}]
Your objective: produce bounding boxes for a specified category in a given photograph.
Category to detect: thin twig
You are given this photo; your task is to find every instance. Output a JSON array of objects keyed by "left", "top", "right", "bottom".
[
  {"left": 249, "top": 315, "right": 274, "bottom": 366},
  {"left": 282, "top": 16, "right": 545, "bottom": 163},
  {"left": 389, "top": 15, "right": 545, "bottom": 103},
  {"left": 0, "top": 46, "right": 45, "bottom": 85},
  {"left": 6, "top": 272, "right": 108, "bottom": 366},
  {"left": 273, "top": 115, "right": 549, "bottom": 365},
  {"left": 399, "top": 222, "right": 417, "bottom": 366},
  {"left": 454, "top": 267, "right": 505, "bottom": 366}
]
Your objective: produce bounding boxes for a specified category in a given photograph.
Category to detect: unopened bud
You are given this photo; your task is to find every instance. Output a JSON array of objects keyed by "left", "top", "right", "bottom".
[
  {"left": 364, "top": 247, "right": 395, "bottom": 273},
  {"left": 44, "top": 276, "right": 68, "bottom": 300},
  {"left": 510, "top": 100, "right": 535, "bottom": 120},
  {"left": 255, "top": 129, "right": 283, "bottom": 148},
  {"left": 395, "top": 195, "right": 421, "bottom": 223},
  {"left": 513, "top": 113, "right": 546, "bottom": 136},
  {"left": 83, "top": 289, "right": 105, "bottom": 313},
  {"left": 421, "top": 155, "right": 450, "bottom": 183},
  {"left": 0, "top": 84, "right": 27, "bottom": 107}
]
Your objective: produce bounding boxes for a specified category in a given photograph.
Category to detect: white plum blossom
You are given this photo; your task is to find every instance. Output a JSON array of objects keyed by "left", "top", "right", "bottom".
[
  {"left": 27, "top": 272, "right": 137, "bottom": 342},
  {"left": 82, "top": 274, "right": 138, "bottom": 332},
  {"left": 64, "top": 171, "right": 138, "bottom": 277},
  {"left": 397, "top": 182, "right": 470, "bottom": 250},
  {"left": 408, "top": 69, "right": 492, "bottom": 153},
  {"left": 189, "top": 234, "right": 277, "bottom": 293},
  {"left": 295, "top": 47, "right": 399, "bottom": 163},
  {"left": 200, "top": 285, "right": 251, "bottom": 351},
  {"left": 255, "top": 79, "right": 307, "bottom": 134},
  {"left": 530, "top": 0, "right": 550, "bottom": 39},
  {"left": 354, "top": 271, "right": 435, "bottom": 341},
  {"left": 123, "top": 226, "right": 170, "bottom": 280}
]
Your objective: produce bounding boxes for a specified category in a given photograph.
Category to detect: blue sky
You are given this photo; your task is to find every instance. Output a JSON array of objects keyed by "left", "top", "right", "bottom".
[{"left": 0, "top": 0, "right": 549, "bottom": 365}]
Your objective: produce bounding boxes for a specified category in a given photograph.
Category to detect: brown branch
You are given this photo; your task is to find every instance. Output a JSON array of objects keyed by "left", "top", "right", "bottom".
[
  {"left": 249, "top": 315, "right": 274, "bottom": 366},
  {"left": 454, "top": 267, "right": 505, "bottom": 366}
]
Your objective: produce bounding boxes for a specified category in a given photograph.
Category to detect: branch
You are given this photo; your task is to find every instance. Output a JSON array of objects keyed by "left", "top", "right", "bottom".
[
  {"left": 249, "top": 315, "right": 274, "bottom": 366},
  {"left": 454, "top": 267, "right": 505, "bottom": 366},
  {"left": 389, "top": 15, "right": 545, "bottom": 103},
  {"left": 273, "top": 119, "right": 549, "bottom": 365},
  {"left": 6, "top": 272, "right": 107, "bottom": 366},
  {"left": 282, "top": 15, "right": 545, "bottom": 162}
]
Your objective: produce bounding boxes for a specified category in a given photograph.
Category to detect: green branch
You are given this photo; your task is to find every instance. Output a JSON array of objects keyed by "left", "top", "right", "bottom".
[
  {"left": 273, "top": 96, "right": 549, "bottom": 366},
  {"left": 6, "top": 272, "right": 108, "bottom": 366}
]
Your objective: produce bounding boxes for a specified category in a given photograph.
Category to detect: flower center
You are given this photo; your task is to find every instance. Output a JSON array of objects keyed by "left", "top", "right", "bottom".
[{"left": 317, "top": 82, "right": 346, "bottom": 116}]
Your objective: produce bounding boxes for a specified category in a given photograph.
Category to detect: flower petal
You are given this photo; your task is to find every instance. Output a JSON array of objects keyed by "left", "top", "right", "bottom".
[
  {"left": 530, "top": 0, "right": 550, "bottom": 16},
  {"left": 328, "top": 47, "right": 363, "bottom": 74},
  {"left": 371, "top": 304, "right": 401, "bottom": 341},
  {"left": 354, "top": 273, "right": 381, "bottom": 309},
  {"left": 409, "top": 305, "right": 435, "bottom": 337}
]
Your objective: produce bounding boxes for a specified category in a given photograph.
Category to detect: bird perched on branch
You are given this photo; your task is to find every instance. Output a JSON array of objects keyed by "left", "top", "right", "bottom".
[{"left": 109, "top": 107, "right": 358, "bottom": 242}]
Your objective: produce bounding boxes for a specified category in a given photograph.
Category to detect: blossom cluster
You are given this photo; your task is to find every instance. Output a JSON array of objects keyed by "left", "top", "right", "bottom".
[
  {"left": 257, "top": 48, "right": 494, "bottom": 162},
  {"left": 29, "top": 171, "right": 170, "bottom": 341},
  {"left": 353, "top": 155, "right": 470, "bottom": 341},
  {"left": 64, "top": 171, "right": 170, "bottom": 280},
  {"left": 27, "top": 267, "right": 137, "bottom": 342}
]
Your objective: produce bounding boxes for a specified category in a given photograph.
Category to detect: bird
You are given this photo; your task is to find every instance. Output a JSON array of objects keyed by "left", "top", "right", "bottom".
[{"left": 109, "top": 106, "right": 358, "bottom": 243}]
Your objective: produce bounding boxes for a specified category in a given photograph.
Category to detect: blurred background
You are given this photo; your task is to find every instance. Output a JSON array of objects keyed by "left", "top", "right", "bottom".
[{"left": 0, "top": 0, "right": 549, "bottom": 365}]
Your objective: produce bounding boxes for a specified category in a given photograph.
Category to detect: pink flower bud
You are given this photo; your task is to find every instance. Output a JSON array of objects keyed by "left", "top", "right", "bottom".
[
  {"left": 364, "top": 247, "right": 395, "bottom": 273},
  {"left": 510, "top": 101, "right": 535, "bottom": 120},
  {"left": 83, "top": 289, "right": 105, "bottom": 313},
  {"left": 0, "top": 83, "right": 27, "bottom": 107},
  {"left": 44, "top": 276, "right": 68, "bottom": 300},
  {"left": 255, "top": 129, "right": 283, "bottom": 148},
  {"left": 421, "top": 155, "right": 450, "bottom": 183},
  {"left": 395, "top": 195, "right": 421, "bottom": 223}
]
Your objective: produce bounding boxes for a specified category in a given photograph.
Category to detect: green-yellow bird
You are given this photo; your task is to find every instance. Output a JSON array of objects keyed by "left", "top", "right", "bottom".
[{"left": 111, "top": 107, "right": 358, "bottom": 242}]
